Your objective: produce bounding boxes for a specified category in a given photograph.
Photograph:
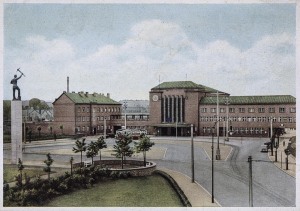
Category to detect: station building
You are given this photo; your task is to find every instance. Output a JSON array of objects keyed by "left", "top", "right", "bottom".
[
  {"left": 53, "top": 91, "right": 123, "bottom": 135},
  {"left": 149, "top": 81, "right": 296, "bottom": 137}
]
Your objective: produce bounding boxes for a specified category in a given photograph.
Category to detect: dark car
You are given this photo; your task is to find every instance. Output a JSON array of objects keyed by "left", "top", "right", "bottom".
[{"left": 264, "top": 141, "right": 271, "bottom": 145}]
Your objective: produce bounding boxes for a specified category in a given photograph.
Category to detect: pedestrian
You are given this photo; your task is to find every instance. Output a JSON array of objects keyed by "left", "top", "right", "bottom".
[
  {"left": 283, "top": 141, "right": 285, "bottom": 147},
  {"left": 54, "top": 133, "right": 56, "bottom": 141}
]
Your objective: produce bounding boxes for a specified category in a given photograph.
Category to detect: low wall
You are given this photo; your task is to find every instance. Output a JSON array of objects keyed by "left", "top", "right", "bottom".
[{"left": 73, "top": 159, "right": 156, "bottom": 177}]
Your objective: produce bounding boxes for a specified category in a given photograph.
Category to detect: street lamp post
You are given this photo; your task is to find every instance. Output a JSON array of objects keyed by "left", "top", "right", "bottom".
[
  {"left": 191, "top": 124, "right": 195, "bottom": 183},
  {"left": 211, "top": 121, "right": 217, "bottom": 204},
  {"left": 216, "top": 91, "right": 221, "bottom": 160},
  {"left": 104, "top": 117, "right": 107, "bottom": 139},
  {"left": 248, "top": 156, "right": 253, "bottom": 207},
  {"left": 225, "top": 96, "right": 229, "bottom": 142},
  {"left": 123, "top": 101, "right": 127, "bottom": 129}
]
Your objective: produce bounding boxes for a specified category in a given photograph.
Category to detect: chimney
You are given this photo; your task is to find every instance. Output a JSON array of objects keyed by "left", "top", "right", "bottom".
[
  {"left": 107, "top": 93, "right": 110, "bottom": 98},
  {"left": 67, "top": 76, "right": 69, "bottom": 93},
  {"left": 85, "top": 92, "right": 89, "bottom": 97}
]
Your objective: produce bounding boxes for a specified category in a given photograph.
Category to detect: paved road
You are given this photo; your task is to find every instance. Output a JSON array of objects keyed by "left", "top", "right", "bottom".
[
  {"left": 3, "top": 136, "right": 295, "bottom": 207},
  {"left": 153, "top": 137, "right": 295, "bottom": 207}
]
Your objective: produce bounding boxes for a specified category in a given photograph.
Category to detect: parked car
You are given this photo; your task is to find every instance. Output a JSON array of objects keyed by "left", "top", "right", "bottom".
[{"left": 261, "top": 148, "right": 268, "bottom": 153}]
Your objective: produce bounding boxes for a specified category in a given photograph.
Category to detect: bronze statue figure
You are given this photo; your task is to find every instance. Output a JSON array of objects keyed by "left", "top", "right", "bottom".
[{"left": 11, "top": 68, "right": 24, "bottom": 100}]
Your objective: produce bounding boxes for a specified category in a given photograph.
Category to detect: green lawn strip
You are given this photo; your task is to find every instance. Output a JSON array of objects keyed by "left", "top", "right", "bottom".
[
  {"left": 46, "top": 175, "right": 183, "bottom": 207},
  {"left": 3, "top": 164, "right": 68, "bottom": 183}
]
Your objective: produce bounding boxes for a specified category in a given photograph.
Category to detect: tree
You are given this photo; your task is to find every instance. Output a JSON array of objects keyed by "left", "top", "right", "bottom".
[
  {"left": 43, "top": 153, "right": 54, "bottom": 180},
  {"left": 37, "top": 126, "right": 41, "bottom": 137},
  {"left": 3, "top": 100, "right": 11, "bottom": 121},
  {"left": 70, "top": 157, "right": 74, "bottom": 175},
  {"left": 113, "top": 133, "right": 134, "bottom": 169},
  {"left": 72, "top": 138, "right": 87, "bottom": 169},
  {"left": 134, "top": 134, "right": 155, "bottom": 167},
  {"left": 29, "top": 98, "right": 41, "bottom": 110},
  {"left": 60, "top": 125, "right": 64, "bottom": 135},
  {"left": 86, "top": 141, "right": 98, "bottom": 165},
  {"left": 48, "top": 126, "right": 53, "bottom": 134},
  {"left": 17, "top": 158, "right": 24, "bottom": 187},
  {"left": 96, "top": 136, "right": 107, "bottom": 161}
]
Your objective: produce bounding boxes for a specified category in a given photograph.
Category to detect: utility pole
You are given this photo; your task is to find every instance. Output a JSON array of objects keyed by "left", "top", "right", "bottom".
[
  {"left": 225, "top": 96, "right": 229, "bottom": 142},
  {"left": 211, "top": 127, "right": 215, "bottom": 203},
  {"left": 216, "top": 91, "right": 221, "bottom": 160},
  {"left": 248, "top": 156, "right": 253, "bottom": 207},
  {"left": 191, "top": 124, "right": 195, "bottom": 183}
]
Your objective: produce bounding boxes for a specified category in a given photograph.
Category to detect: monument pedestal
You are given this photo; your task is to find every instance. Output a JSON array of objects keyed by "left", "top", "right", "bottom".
[{"left": 11, "top": 100, "right": 22, "bottom": 164}]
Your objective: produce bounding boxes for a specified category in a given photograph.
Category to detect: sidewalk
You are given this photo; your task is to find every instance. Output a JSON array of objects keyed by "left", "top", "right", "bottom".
[
  {"left": 268, "top": 135, "right": 296, "bottom": 178},
  {"left": 158, "top": 167, "right": 219, "bottom": 207}
]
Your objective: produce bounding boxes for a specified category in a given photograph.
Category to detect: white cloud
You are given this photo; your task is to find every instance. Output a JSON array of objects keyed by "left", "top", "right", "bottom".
[{"left": 4, "top": 20, "right": 295, "bottom": 101}]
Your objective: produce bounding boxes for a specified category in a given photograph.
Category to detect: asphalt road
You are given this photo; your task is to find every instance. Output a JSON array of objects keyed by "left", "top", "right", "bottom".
[
  {"left": 3, "top": 136, "right": 295, "bottom": 207},
  {"left": 153, "top": 137, "right": 295, "bottom": 207}
]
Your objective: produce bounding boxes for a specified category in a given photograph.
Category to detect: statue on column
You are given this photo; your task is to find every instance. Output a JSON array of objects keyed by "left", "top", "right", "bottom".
[{"left": 11, "top": 68, "right": 25, "bottom": 100}]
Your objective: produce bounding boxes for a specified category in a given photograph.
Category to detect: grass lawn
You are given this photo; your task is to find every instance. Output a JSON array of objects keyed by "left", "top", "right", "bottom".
[
  {"left": 45, "top": 174, "right": 183, "bottom": 207},
  {"left": 3, "top": 164, "right": 68, "bottom": 183}
]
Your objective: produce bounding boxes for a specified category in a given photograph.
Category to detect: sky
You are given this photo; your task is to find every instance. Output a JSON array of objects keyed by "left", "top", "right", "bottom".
[{"left": 3, "top": 3, "right": 296, "bottom": 102}]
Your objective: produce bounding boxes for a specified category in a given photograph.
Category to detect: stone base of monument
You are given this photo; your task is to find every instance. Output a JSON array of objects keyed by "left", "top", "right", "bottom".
[{"left": 11, "top": 100, "right": 22, "bottom": 164}]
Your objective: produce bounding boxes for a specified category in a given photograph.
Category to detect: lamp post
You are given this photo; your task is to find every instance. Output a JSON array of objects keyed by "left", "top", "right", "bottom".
[
  {"left": 216, "top": 91, "right": 221, "bottom": 160},
  {"left": 104, "top": 117, "right": 107, "bottom": 139},
  {"left": 211, "top": 121, "right": 217, "bottom": 203},
  {"left": 191, "top": 124, "right": 195, "bottom": 183},
  {"left": 123, "top": 101, "right": 127, "bottom": 129},
  {"left": 225, "top": 96, "right": 229, "bottom": 142}
]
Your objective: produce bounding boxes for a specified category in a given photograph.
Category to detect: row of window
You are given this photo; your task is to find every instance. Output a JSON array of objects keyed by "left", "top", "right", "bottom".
[
  {"left": 202, "top": 127, "right": 266, "bottom": 134},
  {"left": 77, "top": 106, "right": 121, "bottom": 113},
  {"left": 76, "top": 125, "right": 146, "bottom": 132},
  {"left": 77, "top": 125, "right": 112, "bottom": 132},
  {"left": 200, "top": 116, "right": 296, "bottom": 123},
  {"left": 76, "top": 115, "right": 149, "bottom": 122},
  {"left": 200, "top": 107, "right": 296, "bottom": 114}
]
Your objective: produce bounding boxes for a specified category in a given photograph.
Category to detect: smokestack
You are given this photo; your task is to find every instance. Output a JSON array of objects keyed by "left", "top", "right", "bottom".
[
  {"left": 107, "top": 93, "right": 110, "bottom": 98},
  {"left": 67, "top": 76, "right": 69, "bottom": 93}
]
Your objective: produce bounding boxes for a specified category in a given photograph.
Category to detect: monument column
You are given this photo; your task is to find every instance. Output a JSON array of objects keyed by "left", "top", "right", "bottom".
[
  {"left": 11, "top": 100, "right": 23, "bottom": 164},
  {"left": 10, "top": 69, "right": 25, "bottom": 164}
]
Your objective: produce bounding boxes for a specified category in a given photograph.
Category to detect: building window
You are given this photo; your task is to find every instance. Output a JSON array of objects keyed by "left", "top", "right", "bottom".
[
  {"left": 290, "top": 107, "right": 296, "bottom": 113},
  {"left": 289, "top": 117, "right": 293, "bottom": 123},
  {"left": 248, "top": 108, "right": 255, "bottom": 113},
  {"left": 78, "top": 107, "right": 81, "bottom": 112},
  {"left": 82, "top": 126, "right": 85, "bottom": 131},
  {"left": 87, "top": 107, "right": 90, "bottom": 112},
  {"left": 108, "top": 108, "right": 111, "bottom": 112},
  {"left": 211, "top": 108, "right": 216, "bottom": 113},
  {"left": 258, "top": 108, "right": 265, "bottom": 113},
  {"left": 220, "top": 108, "right": 225, "bottom": 113},
  {"left": 229, "top": 108, "right": 235, "bottom": 113},
  {"left": 82, "top": 117, "right": 85, "bottom": 122},
  {"left": 104, "top": 108, "right": 107, "bottom": 112},
  {"left": 82, "top": 107, "right": 85, "bottom": 112},
  {"left": 262, "top": 117, "right": 267, "bottom": 122},
  {"left": 239, "top": 108, "right": 245, "bottom": 113},
  {"left": 279, "top": 107, "right": 285, "bottom": 113},
  {"left": 257, "top": 117, "right": 262, "bottom": 122},
  {"left": 100, "top": 108, "right": 103, "bottom": 112},
  {"left": 200, "top": 108, "right": 207, "bottom": 113},
  {"left": 269, "top": 107, "right": 275, "bottom": 113}
]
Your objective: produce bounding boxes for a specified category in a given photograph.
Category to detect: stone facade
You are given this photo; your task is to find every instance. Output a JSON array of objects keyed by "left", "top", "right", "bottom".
[{"left": 11, "top": 100, "right": 22, "bottom": 164}]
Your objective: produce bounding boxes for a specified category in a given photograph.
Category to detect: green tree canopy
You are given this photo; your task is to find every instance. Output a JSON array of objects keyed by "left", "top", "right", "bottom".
[
  {"left": 73, "top": 138, "right": 87, "bottom": 169},
  {"left": 96, "top": 136, "right": 107, "bottom": 161},
  {"left": 113, "top": 133, "right": 134, "bottom": 169},
  {"left": 134, "top": 135, "right": 155, "bottom": 166}
]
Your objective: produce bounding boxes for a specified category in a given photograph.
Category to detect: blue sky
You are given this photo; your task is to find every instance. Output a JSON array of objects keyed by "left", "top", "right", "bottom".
[{"left": 3, "top": 3, "right": 296, "bottom": 101}]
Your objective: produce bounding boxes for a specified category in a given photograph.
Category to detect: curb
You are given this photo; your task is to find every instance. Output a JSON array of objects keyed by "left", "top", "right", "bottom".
[{"left": 154, "top": 170, "right": 192, "bottom": 207}]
